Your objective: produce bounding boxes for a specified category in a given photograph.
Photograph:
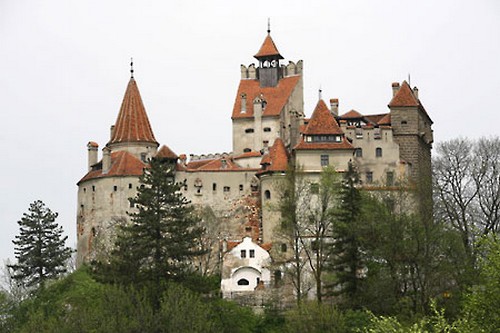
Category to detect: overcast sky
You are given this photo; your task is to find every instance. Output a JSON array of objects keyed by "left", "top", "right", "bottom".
[{"left": 1, "top": 0, "right": 499, "bottom": 264}]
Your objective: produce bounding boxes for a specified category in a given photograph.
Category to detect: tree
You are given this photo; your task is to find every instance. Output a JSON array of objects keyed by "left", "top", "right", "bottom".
[
  {"left": 327, "top": 161, "right": 365, "bottom": 308},
  {"left": 8, "top": 200, "right": 72, "bottom": 290},
  {"left": 99, "top": 157, "right": 206, "bottom": 297}
]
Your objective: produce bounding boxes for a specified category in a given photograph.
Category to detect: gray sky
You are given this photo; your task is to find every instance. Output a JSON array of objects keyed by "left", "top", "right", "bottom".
[{"left": 1, "top": 0, "right": 499, "bottom": 264}]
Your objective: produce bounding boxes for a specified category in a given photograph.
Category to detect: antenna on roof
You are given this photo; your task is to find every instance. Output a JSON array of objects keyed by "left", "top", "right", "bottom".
[
  {"left": 267, "top": 18, "right": 271, "bottom": 34},
  {"left": 318, "top": 85, "right": 322, "bottom": 100},
  {"left": 130, "top": 57, "right": 134, "bottom": 78}
]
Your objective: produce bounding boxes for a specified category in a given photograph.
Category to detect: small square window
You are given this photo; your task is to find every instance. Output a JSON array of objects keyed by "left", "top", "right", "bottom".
[
  {"left": 355, "top": 148, "right": 362, "bottom": 157},
  {"left": 128, "top": 183, "right": 132, "bottom": 189},
  {"left": 249, "top": 249, "right": 255, "bottom": 258},
  {"left": 239, "top": 184, "right": 244, "bottom": 191},
  {"left": 223, "top": 186, "right": 230, "bottom": 193},
  {"left": 366, "top": 172, "right": 373, "bottom": 184},
  {"left": 320, "top": 155, "right": 329, "bottom": 166},
  {"left": 113, "top": 185, "right": 117, "bottom": 191},
  {"left": 241, "top": 250, "right": 246, "bottom": 258}
]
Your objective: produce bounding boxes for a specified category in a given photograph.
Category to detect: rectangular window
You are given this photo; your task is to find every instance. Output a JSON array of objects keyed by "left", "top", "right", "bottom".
[
  {"left": 113, "top": 185, "right": 117, "bottom": 191},
  {"left": 241, "top": 250, "right": 246, "bottom": 258},
  {"left": 223, "top": 186, "right": 230, "bottom": 193},
  {"left": 376, "top": 147, "right": 383, "bottom": 157},
  {"left": 239, "top": 184, "right": 244, "bottom": 191},
  {"left": 386, "top": 171, "right": 394, "bottom": 186},
  {"left": 212, "top": 183, "right": 217, "bottom": 191},
  {"left": 355, "top": 148, "right": 362, "bottom": 157},
  {"left": 129, "top": 183, "right": 132, "bottom": 189},
  {"left": 249, "top": 249, "right": 255, "bottom": 258},
  {"left": 366, "top": 171, "right": 373, "bottom": 184},
  {"left": 320, "top": 155, "right": 329, "bottom": 166}
]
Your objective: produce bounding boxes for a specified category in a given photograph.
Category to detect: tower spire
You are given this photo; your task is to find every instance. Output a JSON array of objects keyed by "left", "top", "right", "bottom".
[
  {"left": 319, "top": 85, "right": 322, "bottom": 100},
  {"left": 130, "top": 57, "right": 134, "bottom": 78},
  {"left": 267, "top": 18, "right": 271, "bottom": 34}
]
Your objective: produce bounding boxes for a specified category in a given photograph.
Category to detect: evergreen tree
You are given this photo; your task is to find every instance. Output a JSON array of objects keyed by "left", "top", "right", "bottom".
[
  {"left": 327, "top": 161, "right": 364, "bottom": 308},
  {"left": 102, "top": 157, "right": 206, "bottom": 292},
  {"left": 9, "top": 200, "right": 72, "bottom": 289}
]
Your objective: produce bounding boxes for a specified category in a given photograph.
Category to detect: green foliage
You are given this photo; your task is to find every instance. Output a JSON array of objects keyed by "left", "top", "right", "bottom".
[
  {"left": 95, "top": 158, "right": 206, "bottom": 294},
  {"left": 8, "top": 200, "right": 72, "bottom": 290},
  {"left": 461, "top": 235, "right": 500, "bottom": 332},
  {"left": 327, "top": 162, "right": 364, "bottom": 308},
  {"left": 283, "top": 302, "right": 370, "bottom": 333},
  {"left": 6, "top": 268, "right": 260, "bottom": 333}
]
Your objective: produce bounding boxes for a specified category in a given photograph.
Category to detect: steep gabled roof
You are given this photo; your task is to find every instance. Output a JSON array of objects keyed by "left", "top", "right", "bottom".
[
  {"left": 260, "top": 138, "right": 288, "bottom": 172},
  {"left": 340, "top": 109, "right": 364, "bottom": 119},
  {"left": 388, "top": 81, "right": 419, "bottom": 107},
  {"left": 78, "top": 151, "right": 146, "bottom": 184},
  {"left": 156, "top": 145, "right": 178, "bottom": 159},
  {"left": 231, "top": 75, "right": 300, "bottom": 119},
  {"left": 254, "top": 34, "right": 283, "bottom": 59},
  {"left": 108, "top": 78, "right": 158, "bottom": 145},
  {"left": 377, "top": 113, "right": 391, "bottom": 126},
  {"left": 303, "top": 100, "right": 344, "bottom": 135}
]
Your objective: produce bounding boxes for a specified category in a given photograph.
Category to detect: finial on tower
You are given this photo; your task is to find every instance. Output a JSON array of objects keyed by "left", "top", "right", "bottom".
[
  {"left": 319, "top": 85, "right": 322, "bottom": 100},
  {"left": 267, "top": 18, "right": 271, "bottom": 34},
  {"left": 130, "top": 57, "right": 134, "bottom": 78}
]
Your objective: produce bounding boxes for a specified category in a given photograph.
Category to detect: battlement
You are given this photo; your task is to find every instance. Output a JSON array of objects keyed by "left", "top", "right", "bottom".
[
  {"left": 188, "top": 152, "right": 232, "bottom": 162},
  {"left": 240, "top": 60, "right": 303, "bottom": 80}
]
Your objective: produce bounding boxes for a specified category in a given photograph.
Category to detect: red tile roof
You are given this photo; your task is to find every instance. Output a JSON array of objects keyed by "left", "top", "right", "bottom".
[
  {"left": 261, "top": 138, "right": 289, "bottom": 172},
  {"left": 254, "top": 34, "right": 283, "bottom": 59},
  {"left": 108, "top": 78, "right": 158, "bottom": 145},
  {"left": 231, "top": 76, "right": 300, "bottom": 119},
  {"left": 156, "top": 145, "right": 178, "bottom": 159},
  {"left": 340, "top": 109, "right": 364, "bottom": 119},
  {"left": 78, "top": 151, "right": 146, "bottom": 184},
  {"left": 233, "top": 151, "right": 263, "bottom": 159},
  {"left": 388, "top": 81, "right": 419, "bottom": 107},
  {"left": 377, "top": 113, "right": 391, "bottom": 125},
  {"left": 185, "top": 157, "right": 259, "bottom": 172},
  {"left": 303, "top": 100, "right": 344, "bottom": 135},
  {"left": 364, "top": 113, "right": 387, "bottom": 124}
]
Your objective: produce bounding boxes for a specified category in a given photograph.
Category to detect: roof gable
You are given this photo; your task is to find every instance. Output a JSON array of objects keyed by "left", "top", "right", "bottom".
[
  {"left": 340, "top": 109, "right": 364, "bottom": 119},
  {"left": 108, "top": 78, "right": 158, "bottom": 145},
  {"left": 156, "top": 145, "right": 178, "bottom": 159},
  {"left": 303, "top": 100, "right": 344, "bottom": 135},
  {"left": 388, "top": 81, "right": 419, "bottom": 107}
]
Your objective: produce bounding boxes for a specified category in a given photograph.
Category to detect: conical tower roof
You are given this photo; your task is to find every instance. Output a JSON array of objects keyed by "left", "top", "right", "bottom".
[
  {"left": 108, "top": 78, "right": 158, "bottom": 146},
  {"left": 254, "top": 33, "right": 284, "bottom": 59}
]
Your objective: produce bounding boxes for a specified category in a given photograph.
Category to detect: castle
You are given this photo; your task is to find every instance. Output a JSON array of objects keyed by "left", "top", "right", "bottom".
[{"left": 76, "top": 28, "right": 433, "bottom": 297}]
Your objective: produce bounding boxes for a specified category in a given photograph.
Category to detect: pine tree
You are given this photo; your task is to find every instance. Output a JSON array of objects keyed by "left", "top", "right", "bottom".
[
  {"left": 9, "top": 200, "right": 72, "bottom": 289},
  {"left": 327, "top": 161, "right": 364, "bottom": 308},
  {"left": 104, "top": 157, "right": 206, "bottom": 290}
]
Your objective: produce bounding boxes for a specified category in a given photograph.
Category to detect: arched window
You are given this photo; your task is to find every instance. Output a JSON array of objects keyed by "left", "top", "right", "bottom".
[
  {"left": 376, "top": 147, "right": 383, "bottom": 157},
  {"left": 237, "top": 278, "right": 249, "bottom": 286},
  {"left": 264, "top": 190, "right": 271, "bottom": 200},
  {"left": 355, "top": 148, "right": 363, "bottom": 157}
]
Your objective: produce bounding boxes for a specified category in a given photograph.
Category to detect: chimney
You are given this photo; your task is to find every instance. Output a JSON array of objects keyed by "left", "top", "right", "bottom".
[
  {"left": 413, "top": 86, "right": 419, "bottom": 99},
  {"left": 102, "top": 147, "right": 111, "bottom": 174},
  {"left": 330, "top": 98, "right": 339, "bottom": 117},
  {"left": 87, "top": 141, "right": 98, "bottom": 171},
  {"left": 392, "top": 82, "right": 400, "bottom": 97},
  {"left": 179, "top": 154, "right": 187, "bottom": 166},
  {"left": 110, "top": 125, "right": 115, "bottom": 140}
]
